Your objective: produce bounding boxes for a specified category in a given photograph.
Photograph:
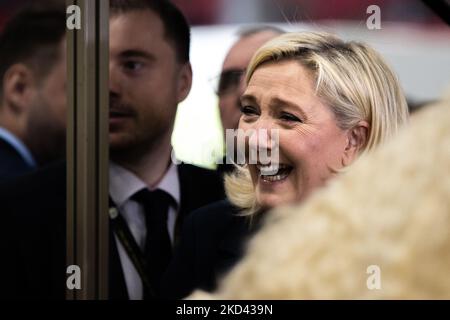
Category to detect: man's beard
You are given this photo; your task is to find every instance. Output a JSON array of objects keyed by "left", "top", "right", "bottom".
[
  {"left": 109, "top": 114, "right": 173, "bottom": 164},
  {"left": 25, "top": 99, "right": 66, "bottom": 166},
  {"left": 109, "top": 96, "right": 176, "bottom": 164},
  {"left": 109, "top": 95, "right": 137, "bottom": 120}
]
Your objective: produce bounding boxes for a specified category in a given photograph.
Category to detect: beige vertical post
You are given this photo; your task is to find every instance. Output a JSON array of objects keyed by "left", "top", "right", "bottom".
[{"left": 66, "top": 0, "right": 110, "bottom": 300}]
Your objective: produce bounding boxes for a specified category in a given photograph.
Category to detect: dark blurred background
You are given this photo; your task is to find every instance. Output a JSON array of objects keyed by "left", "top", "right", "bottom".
[
  {"left": 171, "top": 0, "right": 444, "bottom": 26},
  {"left": 1, "top": 0, "right": 446, "bottom": 30}
]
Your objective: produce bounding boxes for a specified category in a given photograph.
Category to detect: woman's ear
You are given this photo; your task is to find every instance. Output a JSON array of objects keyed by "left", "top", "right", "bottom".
[
  {"left": 176, "top": 62, "right": 193, "bottom": 104},
  {"left": 2, "top": 63, "right": 36, "bottom": 114},
  {"left": 342, "top": 120, "right": 369, "bottom": 166}
]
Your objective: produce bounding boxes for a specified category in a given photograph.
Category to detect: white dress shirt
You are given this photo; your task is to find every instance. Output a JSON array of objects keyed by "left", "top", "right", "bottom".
[
  {"left": 109, "top": 161, "right": 180, "bottom": 300},
  {"left": 0, "top": 127, "right": 37, "bottom": 168}
]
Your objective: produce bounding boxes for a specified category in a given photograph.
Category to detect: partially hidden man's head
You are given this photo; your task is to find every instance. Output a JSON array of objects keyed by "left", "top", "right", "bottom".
[
  {"left": 108, "top": 0, "right": 192, "bottom": 160},
  {"left": 0, "top": 1, "right": 66, "bottom": 166},
  {"left": 218, "top": 26, "right": 284, "bottom": 133}
]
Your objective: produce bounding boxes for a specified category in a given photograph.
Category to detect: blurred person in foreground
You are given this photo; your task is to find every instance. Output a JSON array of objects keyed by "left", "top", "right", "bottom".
[
  {"left": 190, "top": 90, "right": 450, "bottom": 299},
  {"left": 161, "top": 31, "right": 409, "bottom": 299},
  {"left": 0, "top": 2, "right": 66, "bottom": 182}
]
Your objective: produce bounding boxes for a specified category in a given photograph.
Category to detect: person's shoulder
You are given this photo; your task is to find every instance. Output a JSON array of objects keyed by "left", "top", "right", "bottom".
[
  {"left": 187, "top": 199, "right": 242, "bottom": 232},
  {"left": 178, "top": 162, "right": 223, "bottom": 183},
  {"left": 0, "top": 160, "right": 65, "bottom": 195},
  {"left": 0, "top": 137, "right": 32, "bottom": 181},
  {"left": 193, "top": 199, "right": 237, "bottom": 216},
  {"left": 0, "top": 161, "right": 66, "bottom": 254},
  {"left": 0, "top": 160, "right": 66, "bottom": 217},
  {"left": 177, "top": 163, "right": 225, "bottom": 208}
]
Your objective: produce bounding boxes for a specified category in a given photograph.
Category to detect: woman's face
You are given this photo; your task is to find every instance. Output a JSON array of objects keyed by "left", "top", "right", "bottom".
[{"left": 239, "top": 59, "right": 350, "bottom": 209}]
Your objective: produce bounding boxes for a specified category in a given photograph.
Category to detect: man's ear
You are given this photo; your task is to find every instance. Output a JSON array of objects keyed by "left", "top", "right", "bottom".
[
  {"left": 2, "top": 64, "right": 36, "bottom": 114},
  {"left": 342, "top": 120, "right": 369, "bottom": 166},
  {"left": 176, "top": 62, "right": 192, "bottom": 104}
]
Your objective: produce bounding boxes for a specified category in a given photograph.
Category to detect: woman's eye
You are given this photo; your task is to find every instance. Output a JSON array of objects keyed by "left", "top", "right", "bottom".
[
  {"left": 280, "top": 112, "right": 302, "bottom": 123},
  {"left": 240, "top": 105, "right": 258, "bottom": 116}
]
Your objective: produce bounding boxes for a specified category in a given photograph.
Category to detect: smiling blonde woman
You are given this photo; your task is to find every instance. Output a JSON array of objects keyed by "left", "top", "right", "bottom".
[
  {"left": 227, "top": 31, "right": 409, "bottom": 215},
  {"left": 161, "top": 31, "right": 409, "bottom": 299}
]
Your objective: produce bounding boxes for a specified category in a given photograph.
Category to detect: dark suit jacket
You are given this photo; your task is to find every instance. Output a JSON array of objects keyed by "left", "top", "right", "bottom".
[
  {"left": 160, "top": 200, "right": 265, "bottom": 299},
  {"left": 0, "top": 136, "right": 34, "bottom": 183},
  {"left": 0, "top": 161, "right": 225, "bottom": 300}
]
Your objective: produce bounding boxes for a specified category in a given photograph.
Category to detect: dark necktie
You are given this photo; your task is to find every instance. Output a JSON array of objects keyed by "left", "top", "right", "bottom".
[{"left": 132, "top": 188, "right": 174, "bottom": 299}]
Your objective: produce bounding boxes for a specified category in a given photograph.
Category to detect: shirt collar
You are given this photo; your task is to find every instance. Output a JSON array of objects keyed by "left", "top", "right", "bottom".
[
  {"left": 109, "top": 161, "right": 180, "bottom": 208},
  {"left": 155, "top": 162, "right": 180, "bottom": 207},
  {"left": 0, "top": 127, "right": 37, "bottom": 168}
]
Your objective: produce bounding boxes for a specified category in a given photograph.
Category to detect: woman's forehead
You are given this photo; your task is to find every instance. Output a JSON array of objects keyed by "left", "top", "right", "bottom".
[{"left": 246, "top": 61, "right": 315, "bottom": 97}]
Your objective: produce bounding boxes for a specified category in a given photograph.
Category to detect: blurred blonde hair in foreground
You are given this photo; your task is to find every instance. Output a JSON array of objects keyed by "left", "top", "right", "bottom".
[{"left": 191, "top": 91, "right": 450, "bottom": 299}]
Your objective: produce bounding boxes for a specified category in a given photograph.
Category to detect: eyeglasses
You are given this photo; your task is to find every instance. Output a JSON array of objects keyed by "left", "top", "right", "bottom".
[{"left": 212, "top": 68, "right": 246, "bottom": 96}]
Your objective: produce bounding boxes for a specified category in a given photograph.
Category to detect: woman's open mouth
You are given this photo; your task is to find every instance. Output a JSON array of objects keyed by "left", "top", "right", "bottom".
[{"left": 256, "top": 163, "right": 293, "bottom": 182}]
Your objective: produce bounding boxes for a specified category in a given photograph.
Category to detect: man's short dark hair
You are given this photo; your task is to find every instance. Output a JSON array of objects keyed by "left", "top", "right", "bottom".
[
  {"left": 237, "top": 25, "right": 285, "bottom": 39},
  {"left": 110, "top": 0, "right": 190, "bottom": 63},
  {"left": 0, "top": 1, "right": 66, "bottom": 99}
]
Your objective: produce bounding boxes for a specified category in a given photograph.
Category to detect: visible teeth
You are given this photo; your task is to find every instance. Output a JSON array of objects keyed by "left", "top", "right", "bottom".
[
  {"left": 261, "top": 173, "right": 289, "bottom": 182},
  {"left": 257, "top": 164, "right": 288, "bottom": 176}
]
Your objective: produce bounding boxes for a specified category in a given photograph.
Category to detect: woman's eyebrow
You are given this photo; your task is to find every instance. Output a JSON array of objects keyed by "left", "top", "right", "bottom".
[
  {"left": 240, "top": 93, "right": 257, "bottom": 104},
  {"left": 270, "top": 96, "right": 308, "bottom": 120}
]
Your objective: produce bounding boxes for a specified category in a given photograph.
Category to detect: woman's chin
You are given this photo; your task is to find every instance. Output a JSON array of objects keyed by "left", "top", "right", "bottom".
[
  {"left": 256, "top": 191, "right": 295, "bottom": 210},
  {"left": 254, "top": 172, "right": 297, "bottom": 209}
]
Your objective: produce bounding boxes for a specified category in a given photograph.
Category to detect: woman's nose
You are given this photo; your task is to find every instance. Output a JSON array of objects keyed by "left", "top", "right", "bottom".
[
  {"left": 246, "top": 118, "right": 278, "bottom": 154},
  {"left": 249, "top": 114, "right": 274, "bottom": 131},
  {"left": 247, "top": 116, "right": 275, "bottom": 139}
]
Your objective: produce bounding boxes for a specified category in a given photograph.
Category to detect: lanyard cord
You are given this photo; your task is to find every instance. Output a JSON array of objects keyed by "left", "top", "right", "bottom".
[{"left": 109, "top": 206, "right": 156, "bottom": 298}]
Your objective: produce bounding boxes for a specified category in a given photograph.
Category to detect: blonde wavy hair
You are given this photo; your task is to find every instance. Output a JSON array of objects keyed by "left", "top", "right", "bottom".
[{"left": 225, "top": 31, "right": 409, "bottom": 216}]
